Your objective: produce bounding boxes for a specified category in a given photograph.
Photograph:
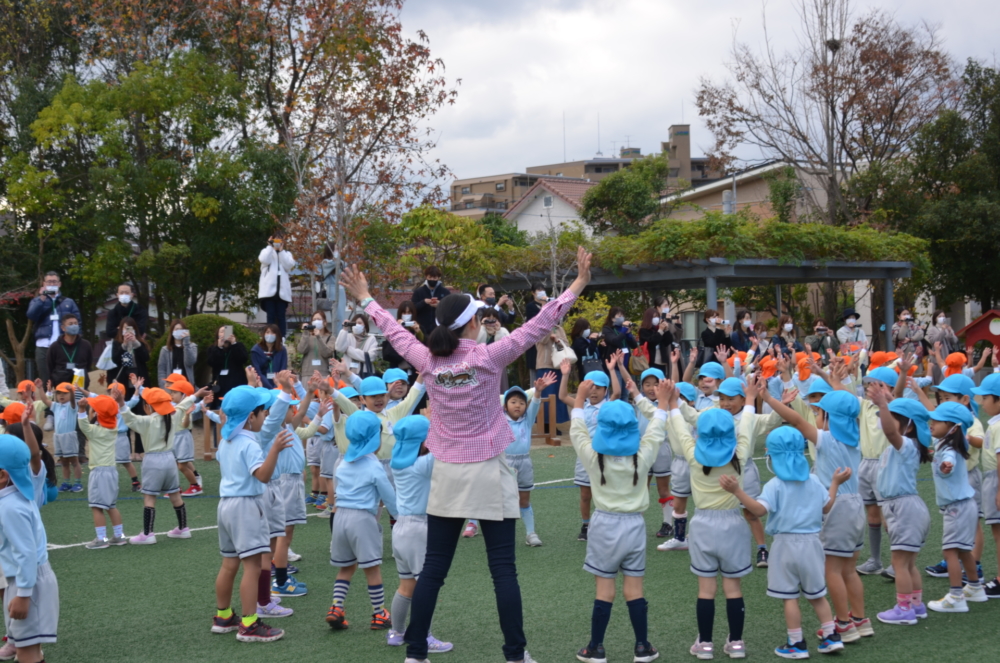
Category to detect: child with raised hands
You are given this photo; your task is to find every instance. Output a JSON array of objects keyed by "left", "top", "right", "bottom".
[
  {"left": 627, "top": 367, "right": 675, "bottom": 540},
  {"left": 681, "top": 352, "right": 730, "bottom": 411},
  {"left": 34, "top": 381, "right": 82, "bottom": 493},
  {"left": 76, "top": 394, "right": 129, "bottom": 549},
  {"left": 971, "top": 373, "right": 1000, "bottom": 597},
  {"left": 164, "top": 379, "right": 204, "bottom": 496},
  {"left": 106, "top": 382, "right": 141, "bottom": 491},
  {"left": 721, "top": 427, "right": 852, "bottom": 659},
  {"left": 570, "top": 377, "right": 670, "bottom": 663}
]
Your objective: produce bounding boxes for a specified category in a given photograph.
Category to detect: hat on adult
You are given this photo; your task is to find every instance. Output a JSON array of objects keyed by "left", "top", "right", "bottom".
[
  {"left": 382, "top": 368, "right": 409, "bottom": 386},
  {"left": 841, "top": 307, "right": 858, "bottom": 321},
  {"left": 220, "top": 385, "right": 271, "bottom": 439},
  {"left": 863, "top": 367, "right": 899, "bottom": 389},
  {"left": 816, "top": 391, "right": 861, "bottom": 446},
  {"left": 972, "top": 373, "right": 1000, "bottom": 398},
  {"left": 717, "top": 377, "right": 745, "bottom": 398},
  {"left": 344, "top": 410, "right": 383, "bottom": 462},
  {"left": 695, "top": 408, "right": 738, "bottom": 468},
  {"left": 698, "top": 362, "right": 726, "bottom": 381},
  {"left": 585, "top": 371, "right": 610, "bottom": 388},
  {"left": 339, "top": 386, "right": 360, "bottom": 400},
  {"left": 0, "top": 435, "right": 34, "bottom": 501},
  {"left": 1, "top": 403, "right": 25, "bottom": 427},
  {"left": 141, "top": 388, "right": 176, "bottom": 416},
  {"left": 944, "top": 352, "right": 968, "bottom": 377},
  {"left": 677, "top": 382, "right": 698, "bottom": 403},
  {"left": 640, "top": 367, "right": 665, "bottom": 384},
  {"left": 390, "top": 415, "right": 430, "bottom": 470},
  {"left": 766, "top": 427, "right": 810, "bottom": 481},
  {"left": 592, "top": 401, "right": 640, "bottom": 457},
  {"left": 167, "top": 379, "right": 195, "bottom": 397},
  {"left": 888, "top": 398, "right": 932, "bottom": 447},
  {"left": 359, "top": 376, "right": 388, "bottom": 397},
  {"left": 88, "top": 395, "right": 120, "bottom": 430},
  {"left": 929, "top": 401, "right": 974, "bottom": 434}
]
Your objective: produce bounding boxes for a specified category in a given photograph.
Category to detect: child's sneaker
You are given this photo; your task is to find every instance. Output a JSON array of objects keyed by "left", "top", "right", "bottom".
[
  {"left": 913, "top": 602, "right": 927, "bottom": 619},
  {"left": 877, "top": 604, "right": 916, "bottom": 625},
  {"left": 961, "top": 561, "right": 984, "bottom": 583},
  {"left": 924, "top": 560, "right": 949, "bottom": 577},
  {"left": 256, "top": 600, "right": 293, "bottom": 618},
  {"left": 577, "top": 523, "right": 589, "bottom": 541},
  {"left": 326, "top": 605, "right": 349, "bottom": 629},
  {"left": 272, "top": 577, "right": 308, "bottom": 597},
  {"left": 856, "top": 557, "right": 882, "bottom": 575},
  {"left": 85, "top": 537, "right": 110, "bottom": 550},
  {"left": 0, "top": 638, "right": 14, "bottom": 661},
  {"left": 58, "top": 482, "right": 72, "bottom": 492},
  {"left": 576, "top": 643, "right": 607, "bottom": 663},
  {"left": 963, "top": 584, "right": 988, "bottom": 602},
  {"left": 427, "top": 634, "right": 454, "bottom": 653},
  {"left": 633, "top": 641, "right": 659, "bottom": 662},
  {"left": 211, "top": 613, "right": 240, "bottom": 634},
  {"left": 526, "top": 532, "right": 543, "bottom": 547},
  {"left": 985, "top": 577, "right": 1000, "bottom": 599},
  {"left": 108, "top": 535, "right": 128, "bottom": 546},
  {"left": 181, "top": 485, "right": 203, "bottom": 496},
  {"left": 655, "top": 522, "right": 673, "bottom": 538},
  {"left": 287, "top": 548, "right": 302, "bottom": 562},
  {"left": 387, "top": 629, "right": 405, "bottom": 646},
  {"left": 131, "top": 481, "right": 142, "bottom": 492},
  {"left": 236, "top": 619, "right": 284, "bottom": 642},
  {"left": 71, "top": 481, "right": 83, "bottom": 492},
  {"left": 317, "top": 506, "right": 332, "bottom": 519},
  {"left": 928, "top": 593, "right": 968, "bottom": 613},
  {"left": 881, "top": 564, "right": 896, "bottom": 580},
  {"left": 774, "top": 640, "right": 808, "bottom": 659},
  {"left": 657, "top": 537, "right": 688, "bottom": 551},
  {"left": 723, "top": 637, "right": 746, "bottom": 658},
  {"left": 851, "top": 616, "right": 874, "bottom": 637},
  {"left": 817, "top": 633, "right": 843, "bottom": 654},
  {"left": 370, "top": 608, "right": 391, "bottom": 630},
  {"left": 817, "top": 622, "right": 858, "bottom": 643},
  {"left": 756, "top": 548, "right": 769, "bottom": 568},
  {"left": 305, "top": 494, "right": 316, "bottom": 505},
  {"left": 314, "top": 499, "right": 328, "bottom": 510},
  {"left": 129, "top": 532, "right": 157, "bottom": 545},
  {"left": 167, "top": 527, "right": 192, "bottom": 539},
  {"left": 690, "top": 637, "right": 714, "bottom": 660},
  {"left": 463, "top": 521, "right": 478, "bottom": 538}
]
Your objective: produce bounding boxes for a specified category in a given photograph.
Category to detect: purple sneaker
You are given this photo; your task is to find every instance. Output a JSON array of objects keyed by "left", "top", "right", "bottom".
[
  {"left": 427, "top": 634, "right": 454, "bottom": 653},
  {"left": 913, "top": 602, "right": 928, "bottom": 619},
  {"left": 387, "top": 630, "right": 405, "bottom": 646},
  {"left": 877, "top": 604, "right": 917, "bottom": 625}
]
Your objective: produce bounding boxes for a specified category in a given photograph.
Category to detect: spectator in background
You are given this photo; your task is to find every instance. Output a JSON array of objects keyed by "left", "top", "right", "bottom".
[
  {"left": 297, "top": 311, "right": 336, "bottom": 377},
  {"left": 104, "top": 283, "right": 148, "bottom": 339},
  {"left": 476, "top": 307, "right": 511, "bottom": 392},
  {"left": 381, "top": 302, "right": 423, "bottom": 378},
  {"left": 771, "top": 314, "right": 803, "bottom": 355},
  {"left": 836, "top": 307, "right": 868, "bottom": 348},
  {"left": 27, "top": 272, "right": 82, "bottom": 402},
  {"left": 523, "top": 282, "right": 548, "bottom": 381},
  {"left": 890, "top": 307, "right": 924, "bottom": 355},
  {"left": 257, "top": 231, "right": 296, "bottom": 337},
  {"left": 925, "top": 309, "right": 960, "bottom": 355},
  {"left": 753, "top": 322, "right": 772, "bottom": 355},
  {"left": 534, "top": 323, "right": 571, "bottom": 424},
  {"left": 699, "top": 309, "right": 731, "bottom": 362},
  {"left": 251, "top": 324, "right": 288, "bottom": 389},
  {"left": 601, "top": 307, "right": 637, "bottom": 389},
  {"left": 477, "top": 284, "right": 517, "bottom": 326},
  {"left": 106, "top": 317, "right": 151, "bottom": 455},
  {"left": 411, "top": 265, "right": 449, "bottom": 337},
  {"left": 206, "top": 325, "right": 248, "bottom": 406},
  {"left": 335, "top": 313, "right": 379, "bottom": 376},
  {"left": 803, "top": 318, "right": 839, "bottom": 362},
  {"left": 639, "top": 306, "right": 675, "bottom": 377},
  {"left": 46, "top": 313, "right": 93, "bottom": 389},
  {"left": 730, "top": 309, "right": 757, "bottom": 352},
  {"left": 157, "top": 319, "right": 197, "bottom": 386}
]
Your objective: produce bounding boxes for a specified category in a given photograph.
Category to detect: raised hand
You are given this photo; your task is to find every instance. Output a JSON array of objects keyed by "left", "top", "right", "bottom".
[
  {"left": 560, "top": 358, "right": 572, "bottom": 376},
  {"left": 339, "top": 264, "right": 372, "bottom": 303},
  {"left": 745, "top": 375, "right": 761, "bottom": 402},
  {"left": 536, "top": 372, "right": 558, "bottom": 391},
  {"left": 781, "top": 388, "right": 799, "bottom": 405}
]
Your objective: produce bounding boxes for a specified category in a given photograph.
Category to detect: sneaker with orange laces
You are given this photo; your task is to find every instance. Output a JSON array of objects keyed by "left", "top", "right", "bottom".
[
  {"left": 182, "top": 485, "right": 203, "bottom": 497},
  {"left": 370, "top": 609, "right": 391, "bottom": 630},
  {"left": 326, "top": 605, "right": 349, "bottom": 630}
]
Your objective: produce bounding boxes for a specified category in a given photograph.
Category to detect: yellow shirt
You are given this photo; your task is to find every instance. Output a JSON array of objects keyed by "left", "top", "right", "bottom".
[
  {"left": 676, "top": 402, "right": 783, "bottom": 457},
  {"left": 570, "top": 409, "right": 664, "bottom": 513},
  {"left": 666, "top": 408, "right": 751, "bottom": 511},
  {"left": 296, "top": 415, "right": 321, "bottom": 442},
  {"left": 335, "top": 383, "right": 426, "bottom": 460},
  {"left": 982, "top": 416, "right": 1000, "bottom": 473},
  {"left": 77, "top": 416, "right": 117, "bottom": 468},
  {"left": 859, "top": 399, "right": 888, "bottom": 459},
  {"left": 967, "top": 418, "right": 984, "bottom": 472},
  {"left": 121, "top": 396, "right": 195, "bottom": 453}
]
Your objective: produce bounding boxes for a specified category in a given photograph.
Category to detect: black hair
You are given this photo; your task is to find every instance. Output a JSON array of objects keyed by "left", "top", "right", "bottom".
[
  {"left": 530, "top": 281, "right": 545, "bottom": 292},
  {"left": 478, "top": 307, "right": 501, "bottom": 321},
  {"left": 735, "top": 309, "right": 753, "bottom": 344},
  {"left": 162, "top": 413, "right": 172, "bottom": 444},
  {"left": 703, "top": 453, "right": 742, "bottom": 476},
  {"left": 891, "top": 413, "right": 932, "bottom": 464},
  {"left": 60, "top": 312, "right": 79, "bottom": 324},
  {"left": 597, "top": 453, "right": 639, "bottom": 487},
  {"left": 424, "top": 265, "right": 442, "bottom": 278},
  {"left": 5, "top": 422, "right": 57, "bottom": 486},
  {"left": 427, "top": 294, "right": 475, "bottom": 357},
  {"left": 939, "top": 423, "right": 970, "bottom": 460},
  {"left": 476, "top": 283, "right": 493, "bottom": 298}
]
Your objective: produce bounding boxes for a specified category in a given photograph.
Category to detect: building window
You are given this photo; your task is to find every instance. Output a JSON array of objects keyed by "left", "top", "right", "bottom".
[
  {"left": 465, "top": 202, "right": 472, "bottom": 209},
  {"left": 461, "top": 186, "right": 470, "bottom": 194},
  {"left": 495, "top": 182, "right": 505, "bottom": 192},
  {"left": 496, "top": 201, "right": 507, "bottom": 210},
  {"left": 669, "top": 168, "right": 680, "bottom": 177},
  {"left": 543, "top": 196, "right": 553, "bottom": 208},
  {"left": 555, "top": 172, "right": 563, "bottom": 177}
]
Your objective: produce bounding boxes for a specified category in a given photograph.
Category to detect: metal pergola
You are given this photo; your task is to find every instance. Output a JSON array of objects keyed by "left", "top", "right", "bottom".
[{"left": 497, "top": 258, "right": 913, "bottom": 349}]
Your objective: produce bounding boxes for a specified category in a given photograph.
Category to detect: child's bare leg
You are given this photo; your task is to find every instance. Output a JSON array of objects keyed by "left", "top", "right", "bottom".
[
  {"left": 91, "top": 506, "right": 106, "bottom": 529},
  {"left": 179, "top": 461, "right": 197, "bottom": 486},
  {"left": 123, "top": 461, "right": 138, "bottom": 480},
  {"left": 843, "top": 551, "right": 865, "bottom": 618},
  {"left": 60, "top": 457, "right": 71, "bottom": 481},
  {"left": 70, "top": 456, "right": 82, "bottom": 480},
  {"left": 744, "top": 510, "right": 766, "bottom": 546},
  {"left": 580, "top": 486, "right": 592, "bottom": 520}
]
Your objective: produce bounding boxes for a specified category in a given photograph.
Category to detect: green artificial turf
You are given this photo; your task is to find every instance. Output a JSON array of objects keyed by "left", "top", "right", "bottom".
[{"left": 34, "top": 447, "right": 1000, "bottom": 662}]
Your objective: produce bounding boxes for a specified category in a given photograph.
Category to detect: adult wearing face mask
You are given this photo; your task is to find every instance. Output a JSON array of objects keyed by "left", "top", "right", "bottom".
[
  {"left": 523, "top": 282, "right": 549, "bottom": 380},
  {"left": 476, "top": 307, "right": 511, "bottom": 392},
  {"left": 477, "top": 284, "right": 517, "bottom": 326},
  {"left": 46, "top": 313, "right": 93, "bottom": 389},
  {"left": 335, "top": 313, "right": 380, "bottom": 376},
  {"left": 601, "top": 306, "right": 638, "bottom": 369},
  {"left": 27, "top": 272, "right": 82, "bottom": 391},
  {"left": 803, "top": 318, "right": 839, "bottom": 362},
  {"left": 835, "top": 307, "right": 868, "bottom": 348},
  {"left": 699, "top": 309, "right": 732, "bottom": 363},
  {"left": 730, "top": 309, "right": 757, "bottom": 353},
  {"left": 104, "top": 283, "right": 148, "bottom": 340},
  {"left": 639, "top": 304, "right": 675, "bottom": 377},
  {"left": 250, "top": 324, "right": 288, "bottom": 389},
  {"left": 771, "top": 315, "right": 803, "bottom": 355},
  {"left": 206, "top": 326, "right": 249, "bottom": 406},
  {"left": 925, "top": 309, "right": 959, "bottom": 355},
  {"left": 890, "top": 307, "right": 924, "bottom": 355},
  {"left": 297, "top": 311, "right": 336, "bottom": 377},
  {"left": 258, "top": 232, "right": 297, "bottom": 337},
  {"left": 157, "top": 319, "right": 198, "bottom": 386},
  {"left": 412, "top": 265, "right": 449, "bottom": 337}
]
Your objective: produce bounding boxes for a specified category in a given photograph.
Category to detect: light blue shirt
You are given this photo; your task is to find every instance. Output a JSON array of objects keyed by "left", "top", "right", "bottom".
[
  {"left": 903, "top": 376, "right": 932, "bottom": 401},
  {"left": 318, "top": 410, "right": 336, "bottom": 443},
  {"left": 793, "top": 374, "right": 816, "bottom": 396},
  {"left": 277, "top": 423, "right": 307, "bottom": 476},
  {"left": 505, "top": 396, "right": 542, "bottom": 456},
  {"left": 757, "top": 475, "right": 829, "bottom": 535},
  {"left": 52, "top": 400, "right": 76, "bottom": 435},
  {"left": 582, "top": 400, "right": 603, "bottom": 438},
  {"left": 334, "top": 454, "right": 397, "bottom": 516},
  {"left": 0, "top": 485, "right": 49, "bottom": 596},
  {"left": 217, "top": 430, "right": 265, "bottom": 497},
  {"left": 31, "top": 466, "right": 47, "bottom": 508},
  {"left": 932, "top": 441, "right": 975, "bottom": 506},
  {"left": 814, "top": 430, "right": 860, "bottom": 495},
  {"left": 876, "top": 437, "right": 920, "bottom": 499},
  {"left": 117, "top": 394, "right": 140, "bottom": 432},
  {"left": 694, "top": 392, "right": 716, "bottom": 412},
  {"left": 394, "top": 454, "right": 434, "bottom": 516}
]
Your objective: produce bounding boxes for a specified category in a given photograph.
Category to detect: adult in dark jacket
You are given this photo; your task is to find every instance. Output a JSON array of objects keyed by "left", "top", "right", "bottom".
[
  {"left": 104, "top": 283, "right": 148, "bottom": 340},
  {"left": 523, "top": 282, "right": 548, "bottom": 376},
  {"left": 27, "top": 272, "right": 82, "bottom": 388},
  {"left": 477, "top": 284, "right": 517, "bottom": 326},
  {"left": 569, "top": 317, "right": 602, "bottom": 382},
  {"left": 601, "top": 307, "right": 637, "bottom": 394},
  {"left": 730, "top": 309, "right": 757, "bottom": 353},
  {"left": 250, "top": 324, "right": 288, "bottom": 389},
  {"left": 638, "top": 307, "right": 675, "bottom": 377},
  {"left": 46, "top": 312, "right": 93, "bottom": 388},
  {"left": 206, "top": 326, "right": 249, "bottom": 405},
  {"left": 411, "top": 265, "right": 450, "bottom": 337},
  {"left": 699, "top": 308, "right": 732, "bottom": 365},
  {"left": 104, "top": 317, "right": 151, "bottom": 454}
]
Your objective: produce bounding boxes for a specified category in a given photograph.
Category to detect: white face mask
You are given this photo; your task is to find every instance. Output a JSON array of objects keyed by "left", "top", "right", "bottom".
[
  {"left": 582, "top": 328, "right": 591, "bottom": 338},
  {"left": 172, "top": 330, "right": 185, "bottom": 340},
  {"left": 45, "top": 285, "right": 59, "bottom": 294},
  {"left": 846, "top": 317, "right": 856, "bottom": 327},
  {"left": 614, "top": 316, "right": 625, "bottom": 325},
  {"left": 660, "top": 307, "right": 669, "bottom": 315},
  {"left": 901, "top": 314, "right": 911, "bottom": 321},
  {"left": 783, "top": 323, "right": 793, "bottom": 332},
  {"left": 760, "top": 331, "right": 768, "bottom": 339},
  {"left": 651, "top": 317, "right": 660, "bottom": 326},
  {"left": 535, "top": 290, "right": 547, "bottom": 301},
  {"left": 742, "top": 319, "right": 753, "bottom": 328},
  {"left": 264, "top": 334, "right": 277, "bottom": 344},
  {"left": 312, "top": 319, "right": 324, "bottom": 329},
  {"left": 709, "top": 317, "right": 719, "bottom": 326},
  {"left": 352, "top": 324, "right": 365, "bottom": 335},
  {"left": 937, "top": 316, "right": 947, "bottom": 325},
  {"left": 401, "top": 314, "right": 412, "bottom": 322},
  {"left": 118, "top": 294, "right": 131, "bottom": 305}
]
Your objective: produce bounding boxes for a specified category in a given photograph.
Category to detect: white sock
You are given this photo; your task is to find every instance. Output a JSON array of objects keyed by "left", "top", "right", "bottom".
[{"left": 662, "top": 501, "right": 673, "bottom": 525}]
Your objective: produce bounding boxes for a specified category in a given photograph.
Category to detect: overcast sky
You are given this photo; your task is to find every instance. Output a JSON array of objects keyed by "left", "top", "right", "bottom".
[{"left": 399, "top": 0, "right": 998, "bottom": 181}]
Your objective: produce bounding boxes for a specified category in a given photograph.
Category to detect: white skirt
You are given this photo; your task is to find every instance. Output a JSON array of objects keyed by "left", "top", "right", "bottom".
[{"left": 427, "top": 453, "right": 520, "bottom": 521}]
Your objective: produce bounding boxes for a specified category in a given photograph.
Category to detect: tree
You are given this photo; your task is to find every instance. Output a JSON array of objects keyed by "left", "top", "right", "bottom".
[
  {"left": 580, "top": 153, "right": 670, "bottom": 235},
  {"left": 397, "top": 206, "right": 497, "bottom": 293},
  {"left": 479, "top": 212, "right": 528, "bottom": 247},
  {"left": 763, "top": 165, "right": 803, "bottom": 223}
]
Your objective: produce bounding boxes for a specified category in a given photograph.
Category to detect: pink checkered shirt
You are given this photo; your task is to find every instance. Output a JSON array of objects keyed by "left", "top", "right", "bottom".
[{"left": 366, "top": 290, "right": 578, "bottom": 463}]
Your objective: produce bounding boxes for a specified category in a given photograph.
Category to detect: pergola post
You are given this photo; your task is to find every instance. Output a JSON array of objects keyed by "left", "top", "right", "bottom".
[
  {"left": 706, "top": 275, "right": 717, "bottom": 312},
  {"left": 884, "top": 278, "right": 894, "bottom": 351},
  {"left": 775, "top": 285, "right": 782, "bottom": 318}
]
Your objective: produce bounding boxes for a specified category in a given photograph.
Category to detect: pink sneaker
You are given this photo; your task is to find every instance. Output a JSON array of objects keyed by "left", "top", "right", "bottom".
[
  {"left": 129, "top": 532, "right": 157, "bottom": 545},
  {"left": 167, "top": 527, "right": 192, "bottom": 539},
  {"left": 463, "top": 521, "right": 478, "bottom": 538},
  {"left": 0, "top": 638, "right": 16, "bottom": 661}
]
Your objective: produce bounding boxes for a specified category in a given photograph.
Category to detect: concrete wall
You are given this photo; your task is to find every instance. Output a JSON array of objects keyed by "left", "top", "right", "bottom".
[{"left": 508, "top": 193, "right": 584, "bottom": 236}]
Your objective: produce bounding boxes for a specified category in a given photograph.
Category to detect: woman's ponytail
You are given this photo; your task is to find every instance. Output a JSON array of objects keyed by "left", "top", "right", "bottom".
[
  {"left": 427, "top": 294, "right": 479, "bottom": 358},
  {"left": 428, "top": 325, "right": 461, "bottom": 357}
]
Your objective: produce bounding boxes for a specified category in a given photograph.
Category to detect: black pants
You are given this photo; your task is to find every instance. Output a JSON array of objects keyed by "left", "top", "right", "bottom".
[
  {"left": 259, "top": 296, "right": 288, "bottom": 337},
  {"left": 404, "top": 515, "right": 526, "bottom": 661}
]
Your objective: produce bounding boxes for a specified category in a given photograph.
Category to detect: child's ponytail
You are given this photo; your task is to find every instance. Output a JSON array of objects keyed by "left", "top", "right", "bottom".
[
  {"left": 597, "top": 454, "right": 607, "bottom": 486},
  {"left": 163, "top": 413, "right": 173, "bottom": 445},
  {"left": 943, "top": 425, "right": 970, "bottom": 460},
  {"left": 702, "top": 453, "right": 742, "bottom": 476},
  {"left": 632, "top": 454, "right": 639, "bottom": 486}
]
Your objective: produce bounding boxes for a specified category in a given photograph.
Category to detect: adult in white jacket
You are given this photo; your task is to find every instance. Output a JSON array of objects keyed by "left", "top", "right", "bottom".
[
  {"left": 335, "top": 313, "right": 380, "bottom": 376},
  {"left": 258, "top": 233, "right": 296, "bottom": 336}
]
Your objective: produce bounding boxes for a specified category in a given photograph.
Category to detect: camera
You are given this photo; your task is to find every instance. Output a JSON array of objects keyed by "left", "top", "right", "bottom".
[
  {"left": 302, "top": 323, "right": 311, "bottom": 332},
  {"left": 816, "top": 326, "right": 828, "bottom": 333},
  {"left": 723, "top": 319, "right": 731, "bottom": 326}
]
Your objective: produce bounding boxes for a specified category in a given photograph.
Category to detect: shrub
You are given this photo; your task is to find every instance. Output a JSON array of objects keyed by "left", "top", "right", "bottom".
[{"left": 147, "top": 314, "right": 259, "bottom": 386}]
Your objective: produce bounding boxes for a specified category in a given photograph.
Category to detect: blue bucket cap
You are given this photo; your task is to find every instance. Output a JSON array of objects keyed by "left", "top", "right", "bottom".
[
  {"left": 816, "top": 391, "right": 861, "bottom": 447},
  {"left": 390, "top": 415, "right": 430, "bottom": 470},
  {"left": 935, "top": 374, "right": 975, "bottom": 397},
  {"left": 695, "top": 408, "right": 737, "bottom": 468},
  {"left": 888, "top": 398, "right": 932, "bottom": 447},
  {"left": 929, "top": 401, "right": 974, "bottom": 434},
  {"left": 765, "top": 427, "right": 810, "bottom": 481},
  {"left": 677, "top": 382, "right": 698, "bottom": 403},
  {"left": 592, "top": 401, "right": 640, "bottom": 456},
  {"left": 806, "top": 380, "right": 833, "bottom": 397},
  {"left": 0, "top": 435, "right": 35, "bottom": 502},
  {"left": 344, "top": 410, "right": 383, "bottom": 461},
  {"left": 255, "top": 387, "right": 278, "bottom": 411},
  {"left": 585, "top": 371, "right": 610, "bottom": 388},
  {"left": 359, "top": 376, "right": 388, "bottom": 397},
  {"left": 863, "top": 367, "right": 898, "bottom": 388},
  {"left": 503, "top": 386, "right": 528, "bottom": 407},
  {"left": 221, "top": 385, "right": 272, "bottom": 439},
  {"left": 340, "top": 387, "right": 360, "bottom": 400},
  {"left": 640, "top": 368, "right": 665, "bottom": 384},
  {"left": 717, "top": 377, "right": 745, "bottom": 398},
  {"left": 382, "top": 368, "right": 409, "bottom": 385},
  {"left": 698, "top": 362, "right": 726, "bottom": 381},
  {"left": 972, "top": 373, "right": 1000, "bottom": 397}
]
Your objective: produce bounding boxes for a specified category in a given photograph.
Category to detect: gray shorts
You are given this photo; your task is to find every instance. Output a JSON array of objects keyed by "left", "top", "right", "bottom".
[
  {"left": 689, "top": 508, "right": 753, "bottom": 578},
  {"left": 306, "top": 436, "right": 322, "bottom": 467},
  {"left": 87, "top": 465, "right": 119, "bottom": 510},
  {"left": 380, "top": 457, "right": 394, "bottom": 487},
  {"left": 742, "top": 459, "right": 761, "bottom": 500},
  {"left": 140, "top": 451, "right": 180, "bottom": 496},
  {"left": 941, "top": 497, "right": 978, "bottom": 551},
  {"left": 330, "top": 507, "right": 383, "bottom": 569},
  {"left": 969, "top": 467, "right": 984, "bottom": 518},
  {"left": 217, "top": 495, "right": 270, "bottom": 558},
  {"left": 264, "top": 482, "right": 286, "bottom": 538},
  {"left": 857, "top": 457, "right": 881, "bottom": 505},
  {"left": 574, "top": 457, "right": 591, "bottom": 487},
  {"left": 881, "top": 494, "right": 930, "bottom": 553},
  {"left": 767, "top": 533, "right": 827, "bottom": 599},
  {"left": 392, "top": 514, "right": 428, "bottom": 579},
  {"left": 54, "top": 431, "right": 77, "bottom": 458},
  {"left": 319, "top": 441, "right": 339, "bottom": 479},
  {"left": 983, "top": 471, "right": 1000, "bottom": 525},
  {"left": 820, "top": 492, "right": 865, "bottom": 557},
  {"left": 506, "top": 453, "right": 535, "bottom": 491},
  {"left": 649, "top": 440, "right": 672, "bottom": 478},
  {"left": 670, "top": 456, "right": 692, "bottom": 497},
  {"left": 172, "top": 429, "right": 195, "bottom": 463},
  {"left": 115, "top": 432, "right": 132, "bottom": 464},
  {"left": 278, "top": 473, "right": 307, "bottom": 526},
  {"left": 3, "top": 562, "right": 58, "bottom": 648},
  {"left": 583, "top": 510, "right": 646, "bottom": 578}
]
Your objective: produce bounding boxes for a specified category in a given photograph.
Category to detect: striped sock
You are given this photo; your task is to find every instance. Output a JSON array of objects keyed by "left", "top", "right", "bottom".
[
  {"left": 113, "top": 524, "right": 123, "bottom": 538},
  {"left": 96, "top": 526, "right": 107, "bottom": 540},
  {"left": 368, "top": 583, "right": 385, "bottom": 614},
  {"left": 332, "top": 579, "right": 350, "bottom": 607}
]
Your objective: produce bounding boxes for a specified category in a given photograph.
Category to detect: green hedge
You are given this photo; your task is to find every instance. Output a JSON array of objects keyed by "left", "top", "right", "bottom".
[{"left": 147, "top": 314, "right": 259, "bottom": 386}]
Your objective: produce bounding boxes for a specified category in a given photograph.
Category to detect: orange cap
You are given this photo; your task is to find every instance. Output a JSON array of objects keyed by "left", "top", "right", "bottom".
[
  {"left": 727, "top": 351, "right": 748, "bottom": 368},
  {"left": 163, "top": 373, "right": 185, "bottom": 384},
  {"left": 167, "top": 380, "right": 195, "bottom": 397},
  {"left": 2, "top": 402, "right": 26, "bottom": 426},
  {"left": 108, "top": 382, "right": 125, "bottom": 396},
  {"left": 797, "top": 357, "right": 812, "bottom": 380},
  {"left": 326, "top": 376, "right": 347, "bottom": 390},
  {"left": 55, "top": 382, "right": 75, "bottom": 393},
  {"left": 759, "top": 356, "right": 777, "bottom": 380},
  {"left": 944, "top": 352, "right": 967, "bottom": 377},
  {"left": 896, "top": 363, "right": 918, "bottom": 377},
  {"left": 17, "top": 380, "right": 35, "bottom": 393},
  {"left": 868, "top": 351, "right": 888, "bottom": 369},
  {"left": 141, "top": 388, "right": 176, "bottom": 416},
  {"left": 885, "top": 352, "right": 899, "bottom": 363},
  {"left": 88, "top": 395, "right": 120, "bottom": 430}
]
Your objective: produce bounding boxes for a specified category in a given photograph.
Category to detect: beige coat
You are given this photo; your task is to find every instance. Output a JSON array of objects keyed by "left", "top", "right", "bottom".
[{"left": 534, "top": 326, "right": 570, "bottom": 370}]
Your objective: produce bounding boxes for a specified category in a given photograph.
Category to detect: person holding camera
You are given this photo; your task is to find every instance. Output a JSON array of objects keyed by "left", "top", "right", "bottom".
[
  {"left": 335, "top": 313, "right": 380, "bottom": 376},
  {"left": 803, "top": 318, "right": 839, "bottom": 362},
  {"left": 257, "top": 232, "right": 296, "bottom": 337},
  {"left": 477, "top": 285, "right": 517, "bottom": 326},
  {"left": 639, "top": 305, "right": 675, "bottom": 377},
  {"left": 925, "top": 309, "right": 960, "bottom": 355},
  {"left": 890, "top": 308, "right": 924, "bottom": 355},
  {"left": 836, "top": 308, "right": 867, "bottom": 348},
  {"left": 699, "top": 309, "right": 732, "bottom": 363},
  {"left": 297, "top": 311, "right": 336, "bottom": 377},
  {"left": 206, "top": 325, "right": 249, "bottom": 407},
  {"left": 157, "top": 319, "right": 197, "bottom": 386},
  {"left": 105, "top": 283, "right": 148, "bottom": 340}
]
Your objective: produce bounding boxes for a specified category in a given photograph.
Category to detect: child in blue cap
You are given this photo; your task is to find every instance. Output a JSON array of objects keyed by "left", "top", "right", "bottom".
[
  {"left": 628, "top": 367, "right": 675, "bottom": 539},
  {"left": 314, "top": 382, "right": 358, "bottom": 516},
  {"left": 721, "top": 426, "right": 851, "bottom": 659},
  {"left": 682, "top": 360, "right": 728, "bottom": 411},
  {"left": 383, "top": 367, "right": 412, "bottom": 411},
  {"left": 762, "top": 385, "right": 872, "bottom": 644},
  {"left": 570, "top": 378, "right": 671, "bottom": 663},
  {"left": 854, "top": 366, "right": 897, "bottom": 578},
  {"left": 925, "top": 402, "right": 984, "bottom": 612},
  {"left": 971, "top": 372, "right": 1000, "bottom": 597}
]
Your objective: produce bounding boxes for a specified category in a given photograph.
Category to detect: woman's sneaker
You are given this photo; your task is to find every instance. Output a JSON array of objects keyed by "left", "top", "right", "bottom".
[
  {"left": 236, "top": 619, "right": 284, "bottom": 642},
  {"left": 463, "top": 521, "right": 478, "bottom": 538},
  {"left": 576, "top": 643, "right": 607, "bottom": 663},
  {"left": 427, "top": 634, "right": 454, "bottom": 653},
  {"left": 129, "top": 532, "right": 157, "bottom": 545},
  {"left": 0, "top": 637, "right": 17, "bottom": 660},
  {"left": 690, "top": 638, "right": 714, "bottom": 660},
  {"left": 167, "top": 527, "right": 191, "bottom": 539},
  {"left": 774, "top": 641, "right": 808, "bottom": 659}
]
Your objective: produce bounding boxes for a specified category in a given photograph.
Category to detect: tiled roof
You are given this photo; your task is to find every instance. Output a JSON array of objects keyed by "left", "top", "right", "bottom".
[{"left": 503, "top": 177, "right": 598, "bottom": 218}]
